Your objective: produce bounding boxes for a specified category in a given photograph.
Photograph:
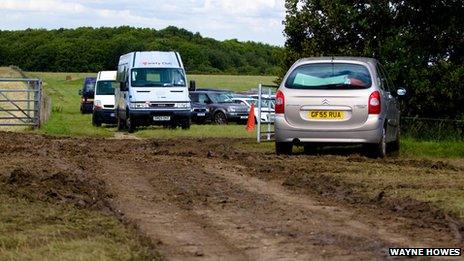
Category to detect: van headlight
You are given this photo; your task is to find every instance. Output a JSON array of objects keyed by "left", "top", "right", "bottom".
[
  {"left": 130, "top": 102, "right": 150, "bottom": 109},
  {"left": 94, "top": 100, "right": 102, "bottom": 107},
  {"left": 174, "top": 103, "right": 191, "bottom": 109}
]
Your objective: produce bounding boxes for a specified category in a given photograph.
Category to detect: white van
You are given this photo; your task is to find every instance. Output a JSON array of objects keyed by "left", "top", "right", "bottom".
[
  {"left": 92, "top": 71, "right": 118, "bottom": 126},
  {"left": 115, "top": 51, "right": 193, "bottom": 132}
]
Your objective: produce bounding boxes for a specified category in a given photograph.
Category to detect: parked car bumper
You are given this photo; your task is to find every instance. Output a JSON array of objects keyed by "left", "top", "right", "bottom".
[
  {"left": 80, "top": 102, "right": 93, "bottom": 113},
  {"left": 226, "top": 112, "right": 249, "bottom": 122},
  {"left": 191, "top": 111, "right": 211, "bottom": 123},
  {"left": 93, "top": 109, "right": 116, "bottom": 124},
  {"left": 275, "top": 115, "right": 383, "bottom": 144},
  {"left": 129, "top": 109, "right": 191, "bottom": 126}
]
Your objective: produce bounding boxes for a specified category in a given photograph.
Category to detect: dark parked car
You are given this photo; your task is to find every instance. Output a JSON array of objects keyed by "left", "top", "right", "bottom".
[
  {"left": 79, "top": 77, "right": 96, "bottom": 114},
  {"left": 190, "top": 90, "right": 249, "bottom": 124},
  {"left": 190, "top": 102, "right": 210, "bottom": 124}
]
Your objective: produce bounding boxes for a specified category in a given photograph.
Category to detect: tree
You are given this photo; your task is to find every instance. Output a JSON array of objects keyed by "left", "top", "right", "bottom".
[
  {"left": 0, "top": 26, "right": 283, "bottom": 76},
  {"left": 283, "top": 0, "right": 464, "bottom": 119}
]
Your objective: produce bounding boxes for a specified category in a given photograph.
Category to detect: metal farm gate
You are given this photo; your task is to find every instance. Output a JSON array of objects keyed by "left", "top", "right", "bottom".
[
  {"left": 0, "top": 78, "right": 42, "bottom": 128},
  {"left": 257, "top": 84, "right": 278, "bottom": 143}
]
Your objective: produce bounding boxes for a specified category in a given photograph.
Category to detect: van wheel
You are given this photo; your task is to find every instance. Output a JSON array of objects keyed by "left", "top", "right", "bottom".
[
  {"left": 117, "top": 111, "right": 125, "bottom": 131},
  {"left": 366, "top": 127, "right": 387, "bottom": 158},
  {"left": 92, "top": 115, "right": 101, "bottom": 127},
  {"left": 276, "top": 142, "right": 292, "bottom": 155},
  {"left": 117, "top": 117, "right": 125, "bottom": 130},
  {"left": 214, "top": 111, "right": 227, "bottom": 125},
  {"left": 126, "top": 114, "right": 136, "bottom": 133},
  {"left": 181, "top": 119, "right": 191, "bottom": 130}
]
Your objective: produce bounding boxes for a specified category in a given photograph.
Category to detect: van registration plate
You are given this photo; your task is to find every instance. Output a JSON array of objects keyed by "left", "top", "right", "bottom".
[
  {"left": 153, "top": 116, "right": 171, "bottom": 121},
  {"left": 308, "top": 111, "right": 345, "bottom": 120}
]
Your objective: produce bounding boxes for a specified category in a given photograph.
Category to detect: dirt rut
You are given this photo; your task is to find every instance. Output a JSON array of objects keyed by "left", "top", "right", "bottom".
[
  {"left": 98, "top": 154, "right": 458, "bottom": 260},
  {"left": 1, "top": 132, "right": 462, "bottom": 260}
]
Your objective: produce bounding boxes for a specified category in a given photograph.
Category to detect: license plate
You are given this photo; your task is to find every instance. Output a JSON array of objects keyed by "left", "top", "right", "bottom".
[
  {"left": 308, "top": 111, "right": 345, "bottom": 120},
  {"left": 153, "top": 116, "right": 171, "bottom": 121},
  {"left": 240, "top": 116, "right": 248, "bottom": 119},
  {"left": 197, "top": 113, "right": 206, "bottom": 116},
  {"left": 110, "top": 113, "right": 115, "bottom": 117}
]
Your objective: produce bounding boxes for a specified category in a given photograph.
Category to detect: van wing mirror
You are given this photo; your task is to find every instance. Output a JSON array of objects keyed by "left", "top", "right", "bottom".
[
  {"left": 78, "top": 89, "right": 83, "bottom": 95},
  {"left": 189, "top": 80, "right": 196, "bottom": 91}
]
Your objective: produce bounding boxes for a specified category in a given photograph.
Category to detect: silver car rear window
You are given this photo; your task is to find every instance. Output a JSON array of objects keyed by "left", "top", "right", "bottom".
[{"left": 285, "top": 63, "right": 372, "bottom": 89}]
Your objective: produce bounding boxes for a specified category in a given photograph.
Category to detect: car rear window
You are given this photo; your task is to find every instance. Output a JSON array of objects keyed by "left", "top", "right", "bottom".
[{"left": 285, "top": 63, "right": 372, "bottom": 89}]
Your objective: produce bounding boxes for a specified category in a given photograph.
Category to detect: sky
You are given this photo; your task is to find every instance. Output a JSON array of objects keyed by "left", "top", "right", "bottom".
[{"left": 0, "top": 0, "right": 286, "bottom": 46}]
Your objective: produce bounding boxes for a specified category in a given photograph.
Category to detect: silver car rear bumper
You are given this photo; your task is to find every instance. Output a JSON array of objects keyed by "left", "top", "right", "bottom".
[{"left": 275, "top": 115, "right": 383, "bottom": 144}]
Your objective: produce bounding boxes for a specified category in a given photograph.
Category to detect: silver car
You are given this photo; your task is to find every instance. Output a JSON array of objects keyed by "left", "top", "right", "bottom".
[{"left": 275, "top": 57, "right": 406, "bottom": 157}]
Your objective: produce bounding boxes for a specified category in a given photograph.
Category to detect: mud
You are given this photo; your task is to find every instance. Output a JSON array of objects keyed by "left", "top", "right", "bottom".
[{"left": 1, "top": 131, "right": 463, "bottom": 260}]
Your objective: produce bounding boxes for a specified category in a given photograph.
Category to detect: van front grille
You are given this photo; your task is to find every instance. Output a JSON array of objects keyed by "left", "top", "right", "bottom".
[{"left": 149, "top": 103, "right": 175, "bottom": 108}]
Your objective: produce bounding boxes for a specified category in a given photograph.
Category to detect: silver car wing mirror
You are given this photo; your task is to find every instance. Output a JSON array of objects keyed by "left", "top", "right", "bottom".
[{"left": 397, "top": 88, "right": 407, "bottom": 96}]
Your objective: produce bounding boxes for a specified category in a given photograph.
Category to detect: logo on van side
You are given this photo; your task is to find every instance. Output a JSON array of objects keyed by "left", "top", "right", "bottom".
[{"left": 141, "top": 61, "right": 173, "bottom": 66}]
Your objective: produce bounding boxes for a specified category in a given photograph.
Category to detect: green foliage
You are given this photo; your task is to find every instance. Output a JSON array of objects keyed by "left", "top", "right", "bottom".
[
  {"left": 400, "top": 137, "right": 464, "bottom": 158},
  {"left": 401, "top": 118, "right": 464, "bottom": 141},
  {"left": 0, "top": 26, "right": 283, "bottom": 75},
  {"left": 283, "top": 0, "right": 464, "bottom": 119}
]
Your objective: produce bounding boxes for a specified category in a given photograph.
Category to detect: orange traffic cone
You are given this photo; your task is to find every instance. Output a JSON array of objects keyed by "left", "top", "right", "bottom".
[{"left": 246, "top": 103, "right": 256, "bottom": 132}]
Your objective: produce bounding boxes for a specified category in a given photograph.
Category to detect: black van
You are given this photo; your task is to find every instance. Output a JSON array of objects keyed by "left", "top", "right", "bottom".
[{"left": 79, "top": 77, "right": 96, "bottom": 114}]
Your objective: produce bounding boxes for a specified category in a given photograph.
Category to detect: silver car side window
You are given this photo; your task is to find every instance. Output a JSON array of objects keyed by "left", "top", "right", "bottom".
[
  {"left": 376, "top": 64, "right": 390, "bottom": 92},
  {"left": 378, "top": 63, "right": 394, "bottom": 92}
]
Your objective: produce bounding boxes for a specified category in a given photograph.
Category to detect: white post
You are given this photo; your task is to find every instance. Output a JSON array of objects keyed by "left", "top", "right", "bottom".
[
  {"left": 257, "top": 83, "right": 262, "bottom": 143},
  {"left": 266, "top": 87, "right": 271, "bottom": 140}
]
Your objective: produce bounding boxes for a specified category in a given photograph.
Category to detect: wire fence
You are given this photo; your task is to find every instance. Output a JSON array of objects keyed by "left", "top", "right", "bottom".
[{"left": 401, "top": 117, "right": 464, "bottom": 141}]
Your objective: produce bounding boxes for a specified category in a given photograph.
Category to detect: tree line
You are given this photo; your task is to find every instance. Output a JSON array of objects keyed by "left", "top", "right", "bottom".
[
  {"left": 283, "top": 0, "right": 464, "bottom": 120},
  {"left": 0, "top": 26, "right": 283, "bottom": 76}
]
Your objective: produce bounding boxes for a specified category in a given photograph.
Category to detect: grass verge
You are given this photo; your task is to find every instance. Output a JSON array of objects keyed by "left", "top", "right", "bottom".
[
  {"left": 401, "top": 137, "right": 464, "bottom": 158},
  {"left": 0, "top": 194, "right": 157, "bottom": 260},
  {"left": 0, "top": 166, "right": 160, "bottom": 260}
]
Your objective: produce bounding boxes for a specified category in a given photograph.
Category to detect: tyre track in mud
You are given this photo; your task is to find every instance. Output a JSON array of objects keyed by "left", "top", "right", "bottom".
[
  {"left": 97, "top": 153, "right": 460, "bottom": 260},
  {"left": 1, "top": 132, "right": 463, "bottom": 260}
]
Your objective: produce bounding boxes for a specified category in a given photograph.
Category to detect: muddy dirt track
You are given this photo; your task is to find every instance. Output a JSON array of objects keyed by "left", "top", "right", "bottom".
[{"left": 1, "top": 131, "right": 463, "bottom": 260}]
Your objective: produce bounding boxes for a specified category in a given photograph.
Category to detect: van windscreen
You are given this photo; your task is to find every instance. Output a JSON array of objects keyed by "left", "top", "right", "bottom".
[
  {"left": 285, "top": 63, "right": 372, "bottom": 89},
  {"left": 96, "top": 81, "right": 117, "bottom": 95},
  {"left": 131, "top": 68, "right": 186, "bottom": 87}
]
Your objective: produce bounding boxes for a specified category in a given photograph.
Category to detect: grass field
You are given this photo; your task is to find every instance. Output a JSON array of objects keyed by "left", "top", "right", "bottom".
[
  {"left": 189, "top": 74, "right": 277, "bottom": 92},
  {"left": 25, "top": 71, "right": 464, "bottom": 158}
]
